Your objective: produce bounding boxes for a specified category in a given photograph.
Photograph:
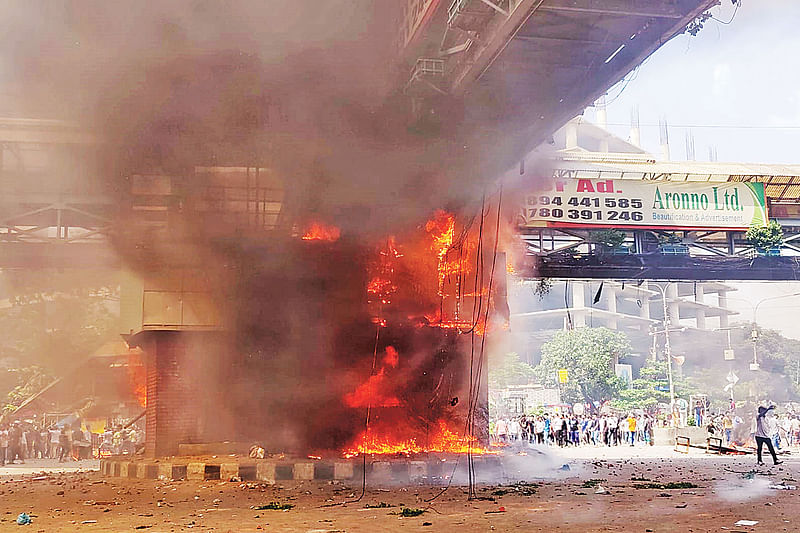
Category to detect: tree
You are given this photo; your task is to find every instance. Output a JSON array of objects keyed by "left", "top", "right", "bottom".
[
  {"left": 489, "top": 351, "right": 535, "bottom": 389},
  {"left": 746, "top": 221, "right": 783, "bottom": 249},
  {"left": 536, "top": 327, "right": 631, "bottom": 405},
  {"left": 2, "top": 366, "right": 54, "bottom": 416},
  {"left": 0, "top": 269, "right": 121, "bottom": 408},
  {"left": 611, "top": 359, "right": 698, "bottom": 412}
]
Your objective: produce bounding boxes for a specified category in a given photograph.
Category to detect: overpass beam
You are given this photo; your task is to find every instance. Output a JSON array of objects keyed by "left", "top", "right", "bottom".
[{"left": 538, "top": 1, "right": 686, "bottom": 19}]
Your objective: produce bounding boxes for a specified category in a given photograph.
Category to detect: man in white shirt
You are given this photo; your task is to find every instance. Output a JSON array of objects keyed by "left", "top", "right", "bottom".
[
  {"left": 755, "top": 405, "right": 782, "bottom": 466},
  {"left": 508, "top": 418, "right": 519, "bottom": 442},
  {"left": 791, "top": 416, "right": 800, "bottom": 447},
  {"left": 49, "top": 427, "right": 60, "bottom": 459},
  {"left": 495, "top": 418, "right": 508, "bottom": 443}
]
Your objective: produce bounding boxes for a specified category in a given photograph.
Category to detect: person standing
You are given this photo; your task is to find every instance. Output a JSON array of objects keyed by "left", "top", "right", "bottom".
[
  {"left": 627, "top": 414, "right": 637, "bottom": 446},
  {"left": 534, "top": 416, "right": 545, "bottom": 445},
  {"left": 543, "top": 414, "right": 552, "bottom": 445},
  {"left": 495, "top": 418, "right": 508, "bottom": 444},
  {"left": 49, "top": 426, "right": 60, "bottom": 459},
  {"left": 507, "top": 417, "right": 519, "bottom": 443},
  {"left": 0, "top": 426, "right": 8, "bottom": 466},
  {"left": 722, "top": 413, "right": 734, "bottom": 445},
  {"left": 8, "top": 423, "right": 23, "bottom": 464},
  {"left": 58, "top": 427, "right": 71, "bottom": 462},
  {"left": 618, "top": 416, "right": 628, "bottom": 447},
  {"left": 755, "top": 405, "right": 782, "bottom": 466}
]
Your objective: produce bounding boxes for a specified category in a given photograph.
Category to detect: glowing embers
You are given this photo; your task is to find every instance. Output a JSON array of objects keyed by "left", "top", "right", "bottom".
[
  {"left": 342, "top": 420, "right": 495, "bottom": 458},
  {"left": 343, "top": 346, "right": 401, "bottom": 409},
  {"left": 301, "top": 222, "right": 341, "bottom": 242},
  {"left": 367, "top": 237, "right": 402, "bottom": 307}
]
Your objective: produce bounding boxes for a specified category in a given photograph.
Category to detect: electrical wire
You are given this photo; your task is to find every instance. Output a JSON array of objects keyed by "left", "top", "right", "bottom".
[
  {"left": 336, "top": 306, "right": 383, "bottom": 507},
  {"left": 467, "top": 184, "right": 503, "bottom": 500},
  {"left": 711, "top": 1, "right": 740, "bottom": 25},
  {"left": 426, "top": 196, "right": 488, "bottom": 505}
]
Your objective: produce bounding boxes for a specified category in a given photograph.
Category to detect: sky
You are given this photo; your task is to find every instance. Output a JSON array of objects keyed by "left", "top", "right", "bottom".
[
  {"left": 588, "top": 0, "right": 800, "bottom": 165},
  {"left": 583, "top": 1, "right": 800, "bottom": 338}
]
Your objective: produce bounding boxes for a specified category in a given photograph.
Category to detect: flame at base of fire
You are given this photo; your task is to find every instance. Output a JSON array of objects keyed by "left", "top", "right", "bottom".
[{"left": 342, "top": 421, "right": 497, "bottom": 458}]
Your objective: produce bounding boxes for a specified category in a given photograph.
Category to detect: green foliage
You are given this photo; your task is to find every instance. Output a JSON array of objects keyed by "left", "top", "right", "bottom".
[
  {"left": 594, "top": 229, "right": 626, "bottom": 248},
  {"left": 489, "top": 352, "right": 535, "bottom": 389},
  {"left": 0, "top": 269, "right": 121, "bottom": 410},
  {"left": 611, "top": 360, "right": 679, "bottom": 412},
  {"left": 746, "top": 220, "right": 783, "bottom": 249},
  {"left": 536, "top": 327, "right": 631, "bottom": 404},
  {"left": 657, "top": 232, "right": 682, "bottom": 245},
  {"left": 491, "top": 482, "right": 538, "bottom": 496},
  {"left": 0, "top": 280, "right": 120, "bottom": 374},
  {"left": 399, "top": 508, "right": 426, "bottom": 517},
  {"left": 2, "top": 366, "right": 54, "bottom": 416}
]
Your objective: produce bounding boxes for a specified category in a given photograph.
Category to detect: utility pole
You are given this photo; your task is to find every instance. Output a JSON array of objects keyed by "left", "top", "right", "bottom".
[{"left": 653, "top": 283, "right": 676, "bottom": 427}]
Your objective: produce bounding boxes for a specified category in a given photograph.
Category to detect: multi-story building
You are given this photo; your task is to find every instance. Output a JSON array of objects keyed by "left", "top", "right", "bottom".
[{"left": 509, "top": 114, "right": 740, "bottom": 365}]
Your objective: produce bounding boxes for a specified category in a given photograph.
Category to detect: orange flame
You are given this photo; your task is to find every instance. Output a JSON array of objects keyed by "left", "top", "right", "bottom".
[
  {"left": 126, "top": 351, "right": 147, "bottom": 408},
  {"left": 343, "top": 421, "right": 496, "bottom": 457},
  {"left": 343, "top": 347, "right": 401, "bottom": 408},
  {"left": 301, "top": 222, "right": 340, "bottom": 242},
  {"left": 367, "top": 237, "right": 402, "bottom": 316},
  {"left": 425, "top": 210, "right": 456, "bottom": 297}
]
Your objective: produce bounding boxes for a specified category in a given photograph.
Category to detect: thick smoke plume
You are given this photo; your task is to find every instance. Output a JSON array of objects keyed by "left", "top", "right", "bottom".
[{"left": 0, "top": 2, "right": 509, "bottom": 452}]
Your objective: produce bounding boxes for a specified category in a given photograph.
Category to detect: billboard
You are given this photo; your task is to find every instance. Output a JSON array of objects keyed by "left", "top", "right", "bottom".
[{"left": 518, "top": 178, "right": 767, "bottom": 231}]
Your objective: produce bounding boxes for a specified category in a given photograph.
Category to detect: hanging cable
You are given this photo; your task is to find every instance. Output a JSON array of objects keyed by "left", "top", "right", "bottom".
[{"left": 467, "top": 184, "right": 503, "bottom": 500}]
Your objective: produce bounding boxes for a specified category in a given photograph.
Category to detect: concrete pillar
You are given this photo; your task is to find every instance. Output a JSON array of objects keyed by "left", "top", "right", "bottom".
[
  {"left": 605, "top": 285, "right": 618, "bottom": 330},
  {"left": 639, "top": 282, "right": 652, "bottom": 333},
  {"left": 595, "top": 96, "right": 609, "bottom": 152},
  {"left": 566, "top": 118, "right": 579, "bottom": 149},
  {"left": 666, "top": 284, "right": 680, "bottom": 326},
  {"left": 718, "top": 291, "right": 730, "bottom": 328},
  {"left": 572, "top": 282, "right": 586, "bottom": 327},
  {"left": 695, "top": 285, "right": 706, "bottom": 330}
]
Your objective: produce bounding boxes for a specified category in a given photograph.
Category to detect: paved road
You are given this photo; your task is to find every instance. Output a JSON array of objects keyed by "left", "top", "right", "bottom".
[{"left": 0, "top": 458, "right": 99, "bottom": 477}]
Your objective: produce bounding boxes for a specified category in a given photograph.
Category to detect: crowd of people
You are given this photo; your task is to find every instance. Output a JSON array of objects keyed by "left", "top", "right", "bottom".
[
  {"left": 492, "top": 413, "right": 656, "bottom": 447},
  {"left": 0, "top": 420, "right": 144, "bottom": 465},
  {"left": 0, "top": 421, "right": 92, "bottom": 464}
]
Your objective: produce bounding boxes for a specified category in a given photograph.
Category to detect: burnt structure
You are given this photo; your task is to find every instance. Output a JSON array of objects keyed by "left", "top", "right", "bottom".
[
  {"left": 0, "top": 2, "right": 718, "bottom": 456},
  {"left": 127, "top": 231, "right": 494, "bottom": 457}
]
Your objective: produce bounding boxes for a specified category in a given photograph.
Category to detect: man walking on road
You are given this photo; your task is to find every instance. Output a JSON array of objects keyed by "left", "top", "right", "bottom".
[{"left": 755, "top": 405, "right": 782, "bottom": 466}]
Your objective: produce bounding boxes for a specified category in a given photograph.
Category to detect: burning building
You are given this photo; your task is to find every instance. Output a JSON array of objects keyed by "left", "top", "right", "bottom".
[
  {"left": 121, "top": 169, "right": 509, "bottom": 457},
  {"left": 0, "top": 1, "right": 532, "bottom": 460}
]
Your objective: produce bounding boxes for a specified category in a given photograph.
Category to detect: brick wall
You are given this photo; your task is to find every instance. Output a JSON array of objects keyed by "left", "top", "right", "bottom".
[{"left": 144, "top": 332, "right": 201, "bottom": 457}]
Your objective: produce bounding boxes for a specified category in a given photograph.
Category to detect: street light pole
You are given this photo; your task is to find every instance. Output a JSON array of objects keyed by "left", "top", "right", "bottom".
[
  {"left": 653, "top": 282, "right": 676, "bottom": 427},
  {"left": 751, "top": 291, "right": 800, "bottom": 371}
]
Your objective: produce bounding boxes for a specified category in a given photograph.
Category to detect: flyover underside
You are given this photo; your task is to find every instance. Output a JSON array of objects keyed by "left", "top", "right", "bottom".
[
  {"left": 454, "top": 0, "right": 717, "bottom": 162},
  {"left": 518, "top": 225, "right": 800, "bottom": 281},
  {"left": 524, "top": 254, "right": 800, "bottom": 281}
]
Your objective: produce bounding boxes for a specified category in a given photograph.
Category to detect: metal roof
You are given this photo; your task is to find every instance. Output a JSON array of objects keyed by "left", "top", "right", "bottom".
[{"left": 551, "top": 157, "right": 800, "bottom": 200}]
